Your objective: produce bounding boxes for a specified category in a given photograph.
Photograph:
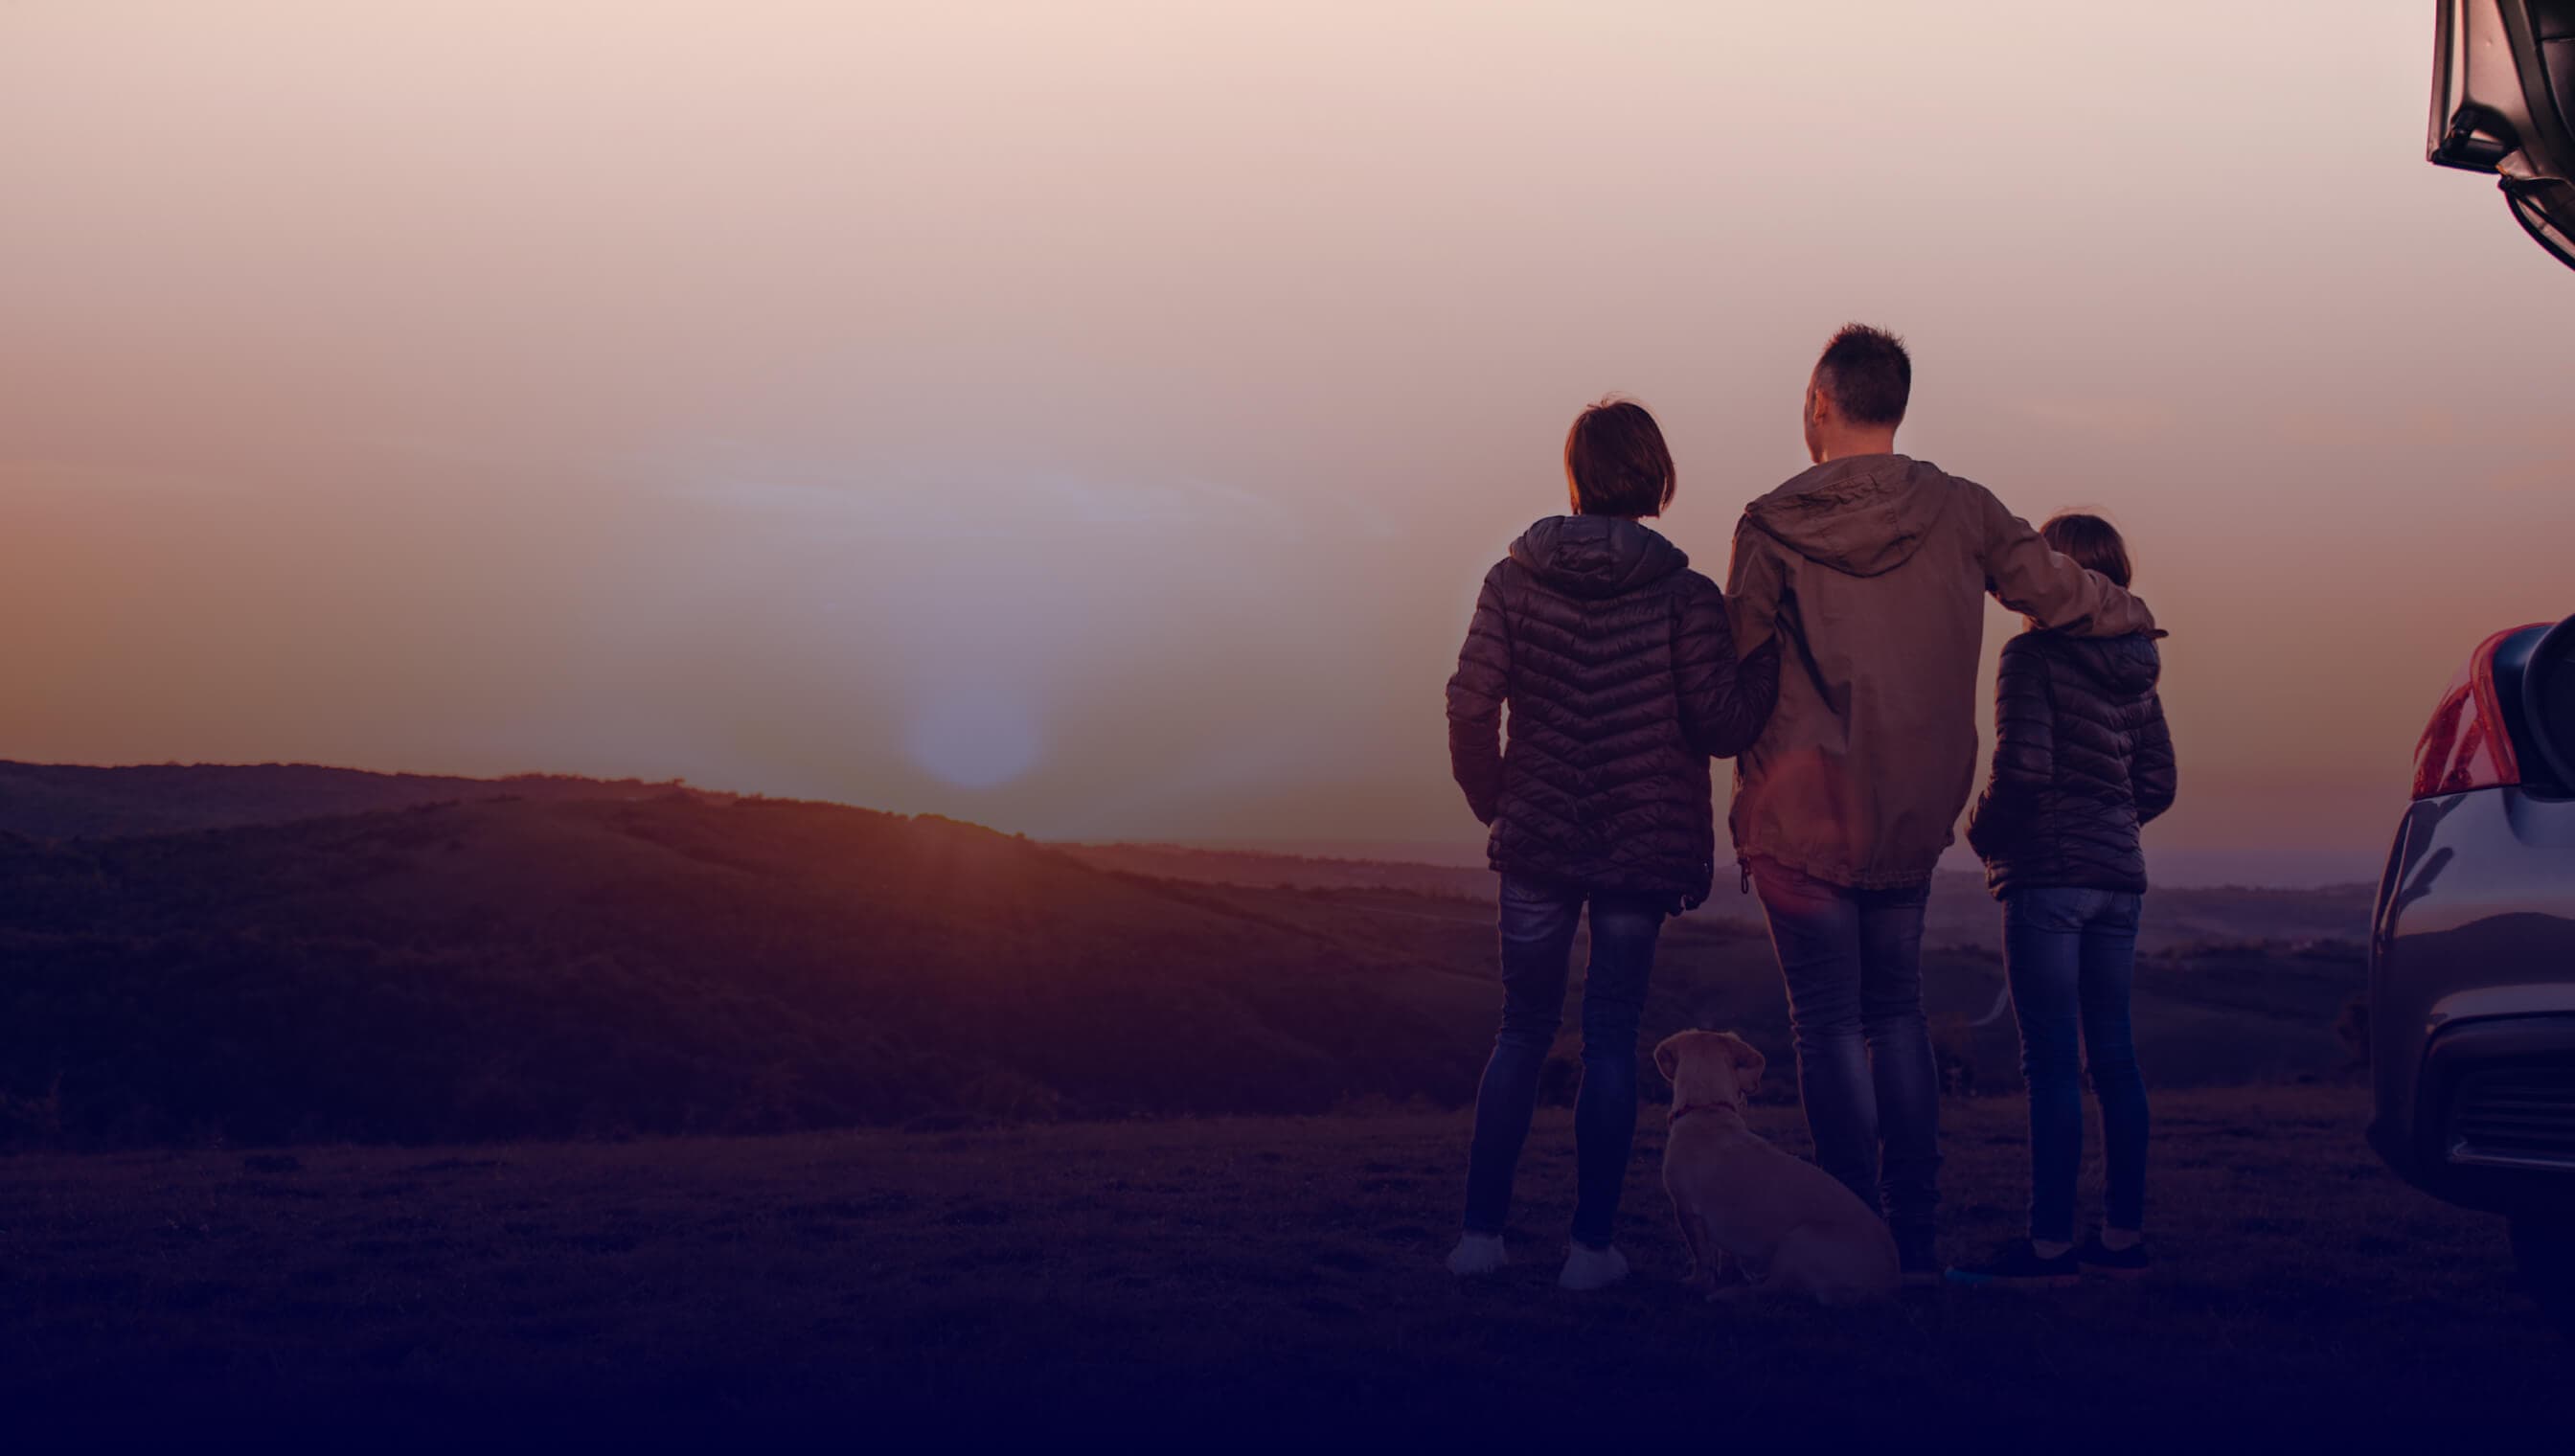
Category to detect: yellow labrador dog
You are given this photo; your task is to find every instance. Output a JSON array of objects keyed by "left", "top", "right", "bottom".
[{"left": 1654, "top": 1029, "right": 1900, "bottom": 1305}]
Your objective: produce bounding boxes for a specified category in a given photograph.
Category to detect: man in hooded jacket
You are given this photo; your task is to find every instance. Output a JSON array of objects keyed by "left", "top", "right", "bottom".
[{"left": 1723, "top": 325, "right": 2155, "bottom": 1280}]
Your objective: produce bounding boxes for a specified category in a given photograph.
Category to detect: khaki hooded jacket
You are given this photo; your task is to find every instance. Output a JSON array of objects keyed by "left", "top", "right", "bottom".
[{"left": 1723, "top": 454, "right": 2155, "bottom": 889}]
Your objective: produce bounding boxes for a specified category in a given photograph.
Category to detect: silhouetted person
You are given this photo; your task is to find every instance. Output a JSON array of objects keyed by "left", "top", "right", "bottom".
[
  {"left": 1445, "top": 398, "right": 1777, "bottom": 1290},
  {"left": 1950, "top": 512, "right": 2174, "bottom": 1287},
  {"left": 1724, "top": 326, "right": 2153, "bottom": 1282}
]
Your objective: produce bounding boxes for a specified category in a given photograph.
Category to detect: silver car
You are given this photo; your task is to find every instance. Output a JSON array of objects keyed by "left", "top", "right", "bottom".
[
  {"left": 2369, "top": 615, "right": 2575, "bottom": 1331},
  {"left": 2381, "top": 2, "right": 2575, "bottom": 1332}
]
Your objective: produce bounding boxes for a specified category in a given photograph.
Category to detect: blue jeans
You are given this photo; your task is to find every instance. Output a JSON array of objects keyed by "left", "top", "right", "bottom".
[
  {"left": 1461, "top": 875, "right": 1665, "bottom": 1249},
  {"left": 1749, "top": 858, "right": 1941, "bottom": 1237},
  {"left": 2004, "top": 887, "right": 2149, "bottom": 1242}
]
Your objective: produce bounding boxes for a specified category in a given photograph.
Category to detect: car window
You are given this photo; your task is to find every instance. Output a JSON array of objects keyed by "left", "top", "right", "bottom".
[{"left": 2542, "top": 1, "right": 2575, "bottom": 135}]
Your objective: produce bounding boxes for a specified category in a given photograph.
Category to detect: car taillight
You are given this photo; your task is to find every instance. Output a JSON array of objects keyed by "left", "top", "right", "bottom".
[{"left": 2412, "top": 624, "right": 2548, "bottom": 799}]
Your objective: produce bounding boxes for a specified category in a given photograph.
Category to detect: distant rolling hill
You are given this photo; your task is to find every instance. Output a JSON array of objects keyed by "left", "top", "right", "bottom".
[
  {"left": 1060, "top": 841, "right": 2380, "bottom": 954},
  {"left": 0, "top": 762, "right": 2368, "bottom": 1148},
  {"left": 0, "top": 759, "right": 704, "bottom": 839},
  {"left": 0, "top": 790, "right": 1511, "bottom": 1144}
]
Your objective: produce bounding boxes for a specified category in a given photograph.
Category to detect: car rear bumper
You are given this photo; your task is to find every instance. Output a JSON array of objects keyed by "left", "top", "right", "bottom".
[
  {"left": 2368, "top": 785, "right": 2575, "bottom": 1212},
  {"left": 2372, "top": 1013, "right": 2575, "bottom": 1213}
]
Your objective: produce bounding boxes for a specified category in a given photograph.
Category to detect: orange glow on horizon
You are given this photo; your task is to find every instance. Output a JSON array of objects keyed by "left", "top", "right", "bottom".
[{"left": 2, "top": 2, "right": 2567, "bottom": 874}]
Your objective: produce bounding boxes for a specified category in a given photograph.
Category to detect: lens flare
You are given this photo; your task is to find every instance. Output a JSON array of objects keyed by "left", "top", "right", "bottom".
[{"left": 905, "top": 686, "right": 1042, "bottom": 790}]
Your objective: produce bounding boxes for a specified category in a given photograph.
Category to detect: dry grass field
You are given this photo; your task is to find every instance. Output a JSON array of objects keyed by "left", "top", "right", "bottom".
[
  {"left": 3, "top": 768, "right": 2541, "bottom": 1445},
  {"left": 3, "top": 1084, "right": 2563, "bottom": 1445}
]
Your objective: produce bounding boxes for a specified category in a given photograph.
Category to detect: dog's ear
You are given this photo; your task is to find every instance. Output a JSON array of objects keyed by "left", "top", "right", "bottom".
[
  {"left": 1722, "top": 1033, "right": 1766, "bottom": 1097},
  {"left": 1652, "top": 1034, "right": 1685, "bottom": 1082}
]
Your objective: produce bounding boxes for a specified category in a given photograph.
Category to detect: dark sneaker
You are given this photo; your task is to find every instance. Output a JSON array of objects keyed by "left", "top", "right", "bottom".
[
  {"left": 2077, "top": 1233, "right": 2151, "bottom": 1279},
  {"left": 1945, "top": 1239, "right": 2080, "bottom": 1289},
  {"left": 1895, "top": 1226, "right": 1942, "bottom": 1287}
]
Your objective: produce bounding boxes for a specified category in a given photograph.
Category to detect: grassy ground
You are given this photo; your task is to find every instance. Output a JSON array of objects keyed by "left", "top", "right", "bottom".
[{"left": 1, "top": 1084, "right": 2562, "bottom": 1445}]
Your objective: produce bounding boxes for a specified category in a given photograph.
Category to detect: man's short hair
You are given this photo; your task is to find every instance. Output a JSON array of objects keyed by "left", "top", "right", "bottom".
[
  {"left": 1562, "top": 398, "right": 1676, "bottom": 518},
  {"left": 1814, "top": 324, "right": 1911, "bottom": 426}
]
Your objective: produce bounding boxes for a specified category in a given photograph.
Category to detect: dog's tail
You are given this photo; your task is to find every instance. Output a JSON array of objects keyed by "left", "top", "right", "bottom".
[{"left": 1968, "top": 977, "right": 2013, "bottom": 1029}]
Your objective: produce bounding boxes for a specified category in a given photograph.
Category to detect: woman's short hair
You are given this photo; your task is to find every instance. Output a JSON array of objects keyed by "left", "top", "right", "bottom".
[
  {"left": 1563, "top": 398, "right": 1676, "bottom": 518},
  {"left": 2040, "top": 512, "right": 2132, "bottom": 588}
]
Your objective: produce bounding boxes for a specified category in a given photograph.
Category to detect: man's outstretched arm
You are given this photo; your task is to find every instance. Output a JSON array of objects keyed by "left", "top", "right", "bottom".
[{"left": 1973, "top": 485, "right": 2154, "bottom": 638}]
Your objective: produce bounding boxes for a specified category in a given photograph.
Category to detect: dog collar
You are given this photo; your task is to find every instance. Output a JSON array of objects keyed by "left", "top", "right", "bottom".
[{"left": 1670, "top": 1102, "right": 1743, "bottom": 1126}]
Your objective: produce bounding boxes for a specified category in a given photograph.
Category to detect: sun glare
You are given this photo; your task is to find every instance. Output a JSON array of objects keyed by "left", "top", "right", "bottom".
[{"left": 905, "top": 685, "right": 1043, "bottom": 790}]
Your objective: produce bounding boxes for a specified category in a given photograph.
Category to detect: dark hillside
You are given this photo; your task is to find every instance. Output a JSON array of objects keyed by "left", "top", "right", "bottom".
[
  {"left": 0, "top": 772, "right": 2368, "bottom": 1149},
  {"left": 0, "top": 759, "right": 701, "bottom": 839},
  {"left": 0, "top": 795, "right": 1495, "bottom": 1144}
]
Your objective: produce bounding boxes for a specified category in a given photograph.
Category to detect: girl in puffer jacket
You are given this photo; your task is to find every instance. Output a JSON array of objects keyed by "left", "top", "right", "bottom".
[
  {"left": 1442, "top": 398, "right": 1777, "bottom": 1290},
  {"left": 1952, "top": 512, "right": 2176, "bottom": 1288}
]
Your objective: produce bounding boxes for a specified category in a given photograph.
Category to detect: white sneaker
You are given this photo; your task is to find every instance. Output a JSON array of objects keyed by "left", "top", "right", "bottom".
[
  {"left": 1446, "top": 1232, "right": 1508, "bottom": 1277},
  {"left": 1558, "top": 1243, "right": 1629, "bottom": 1291}
]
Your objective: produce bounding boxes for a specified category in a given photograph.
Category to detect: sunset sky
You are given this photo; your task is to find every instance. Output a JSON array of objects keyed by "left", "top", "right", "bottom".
[{"left": 4, "top": 2, "right": 2568, "bottom": 879}]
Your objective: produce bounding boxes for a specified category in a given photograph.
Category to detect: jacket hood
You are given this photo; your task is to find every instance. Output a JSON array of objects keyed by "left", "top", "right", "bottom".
[
  {"left": 1741, "top": 455, "right": 1957, "bottom": 578},
  {"left": 1507, "top": 515, "right": 1689, "bottom": 600},
  {"left": 2054, "top": 631, "right": 2163, "bottom": 695}
]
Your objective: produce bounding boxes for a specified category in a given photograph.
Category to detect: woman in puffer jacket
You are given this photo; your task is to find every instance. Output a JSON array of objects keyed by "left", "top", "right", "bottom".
[
  {"left": 1442, "top": 398, "right": 1778, "bottom": 1290},
  {"left": 1951, "top": 512, "right": 2176, "bottom": 1289}
]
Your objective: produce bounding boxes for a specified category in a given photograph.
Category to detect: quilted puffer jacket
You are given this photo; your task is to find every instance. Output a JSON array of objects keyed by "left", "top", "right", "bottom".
[
  {"left": 1446, "top": 515, "right": 1778, "bottom": 909},
  {"left": 1964, "top": 630, "right": 2176, "bottom": 898}
]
